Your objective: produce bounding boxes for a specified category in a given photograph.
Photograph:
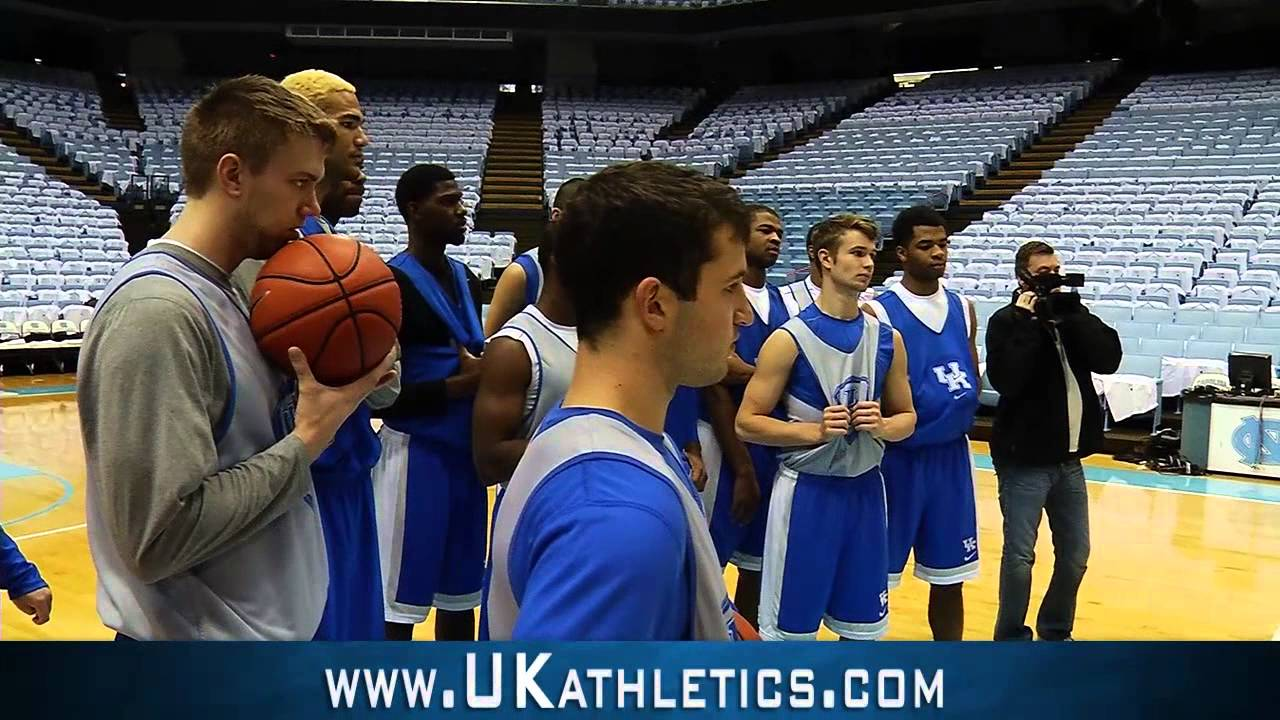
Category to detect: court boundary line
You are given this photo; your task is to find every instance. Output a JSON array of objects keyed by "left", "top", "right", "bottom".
[{"left": 11, "top": 522, "right": 86, "bottom": 542}]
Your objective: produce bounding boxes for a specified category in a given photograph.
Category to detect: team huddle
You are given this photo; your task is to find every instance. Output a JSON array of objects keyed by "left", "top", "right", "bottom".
[{"left": 78, "top": 70, "right": 982, "bottom": 642}]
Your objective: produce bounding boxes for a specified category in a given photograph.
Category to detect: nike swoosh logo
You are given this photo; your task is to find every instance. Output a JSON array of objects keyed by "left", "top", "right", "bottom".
[{"left": 963, "top": 552, "right": 977, "bottom": 562}]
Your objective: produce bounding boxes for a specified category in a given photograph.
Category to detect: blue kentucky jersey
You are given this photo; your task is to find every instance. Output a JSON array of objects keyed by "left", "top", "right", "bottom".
[
  {"left": 299, "top": 215, "right": 381, "bottom": 476},
  {"left": 785, "top": 304, "right": 894, "bottom": 416},
  {"left": 876, "top": 289, "right": 978, "bottom": 447},
  {"left": 733, "top": 285, "right": 790, "bottom": 405}
]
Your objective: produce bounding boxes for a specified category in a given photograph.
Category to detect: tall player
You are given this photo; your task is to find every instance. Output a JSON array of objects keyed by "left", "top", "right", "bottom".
[
  {"left": 486, "top": 162, "right": 752, "bottom": 640},
  {"left": 777, "top": 224, "right": 821, "bottom": 317},
  {"left": 737, "top": 213, "right": 915, "bottom": 641},
  {"left": 484, "top": 178, "right": 586, "bottom": 336},
  {"left": 79, "top": 76, "right": 395, "bottom": 640},
  {"left": 254, "top": 68, "right": 388, "bottom": 640},
  {"left": 373, "top": 164, "right": 485, "bottom": 641},
  {"left": 863, "top": 206, "right": 979, "bottom": 641},
  {"left": 697, "top": 204, "right": 787, "bottom": 627}
]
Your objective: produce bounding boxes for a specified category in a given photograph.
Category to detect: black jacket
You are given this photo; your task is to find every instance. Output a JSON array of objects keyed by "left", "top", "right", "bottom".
[{"left": 985, "top": 299, "right": 1122, "bottom": 464}]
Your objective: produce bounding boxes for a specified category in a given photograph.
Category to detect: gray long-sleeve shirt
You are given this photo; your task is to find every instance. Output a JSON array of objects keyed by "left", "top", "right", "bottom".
[{"left": 79, "top": 245, "right": 313, "bottom": 585}]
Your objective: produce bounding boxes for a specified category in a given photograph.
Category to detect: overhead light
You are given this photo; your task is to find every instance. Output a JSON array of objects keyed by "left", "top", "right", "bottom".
[
  {"left": 117, "top": 72, "right": 127, "bottom": 78},
  {"left": 993, "top": 65, "right": 1004, "bottom": 70},
  {"left": 33, "top": 58, "right": 42, "bottom": 64},
  {"left": 119, "top": 82, "right": 127, "bottom": 88}
]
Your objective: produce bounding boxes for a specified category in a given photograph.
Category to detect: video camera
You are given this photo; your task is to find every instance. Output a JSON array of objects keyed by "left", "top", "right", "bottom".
[
  {"left": 1025, "top": 271, "right": 1086, "bottom": 296},
  {"left": 1021, "top": 272, "right": 1086, "bottom": 321}
]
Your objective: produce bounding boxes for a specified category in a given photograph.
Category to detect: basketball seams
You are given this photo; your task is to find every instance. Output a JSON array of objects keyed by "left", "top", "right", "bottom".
[
  {"left": 251, "top": 278, "right": 398, "bottom": 336},
  {"left": 296, "top": 236, "right": 367, "bottom": 374}
]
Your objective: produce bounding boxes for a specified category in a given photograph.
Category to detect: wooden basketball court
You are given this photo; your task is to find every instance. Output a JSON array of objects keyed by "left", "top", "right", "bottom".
[{"left": 3, "top": 379, "right": 1278, "bottom": 641}]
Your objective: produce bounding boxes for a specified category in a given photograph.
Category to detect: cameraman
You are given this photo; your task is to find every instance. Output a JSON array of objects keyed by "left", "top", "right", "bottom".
[{"left": 985, "top": 240, "right": 1121, "bottom": 641}]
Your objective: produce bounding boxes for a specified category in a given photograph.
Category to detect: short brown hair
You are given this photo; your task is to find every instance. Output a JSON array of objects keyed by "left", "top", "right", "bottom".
[
  {"left": 1015, "top": 240, "right": 1056, "bottom": 276},
  {"left": 808, "top": 213, "right": 880, "bottom": 259},
  {"left": 555, "top": 161, "right": 750, "bottom": 342},
  {"left": 181, "top": 75, "right": 336, "bottom": 198}
]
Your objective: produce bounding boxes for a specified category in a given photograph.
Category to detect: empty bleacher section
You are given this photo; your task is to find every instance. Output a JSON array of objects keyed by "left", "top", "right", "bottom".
[
  {"left": 663, "top": 79, "right": 891, "bottom": 177},
  {"left": 542, "top": 85, "right": 702, "bottom": 202},
  {"left": 0, "top": 142, "right": 128, "bottom": 343},
  {"left": 735, "top": 63, "right": 1117, "bottom": 285},
  {"left": 134, "top": 77, "right": 209, "bottom": 200},
  {"left": 945, "top": 69, "right": 1280, "bottom": 421},
  {"left": 0, "top": 63, "right": 129, "bottom": 203}
]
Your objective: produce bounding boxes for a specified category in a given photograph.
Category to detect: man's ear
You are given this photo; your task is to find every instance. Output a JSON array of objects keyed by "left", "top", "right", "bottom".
[{"left": 216, "top": 153, "right": 244, "bottom": 198}]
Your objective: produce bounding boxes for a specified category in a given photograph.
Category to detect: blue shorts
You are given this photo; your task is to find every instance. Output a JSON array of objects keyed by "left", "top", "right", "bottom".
[
  {"left": 758, "top": 466, "right": 889, "bottom": 641},
  {"left": 310, "top": 465, "right": 385, "bottom": 640},
  {"left": 697, "top": 421, "right": 777, "bottom": 571},
  {"left": 882, "top": 437, "right": 979, "bottom": 588},
  {"left": 373, "top": 426, "right": 487, "bottom": 623}
]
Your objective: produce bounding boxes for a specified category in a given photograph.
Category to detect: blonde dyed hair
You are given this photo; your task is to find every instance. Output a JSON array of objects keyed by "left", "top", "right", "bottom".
[{"left": 281, "top": 69, "right": 357, "bottom": 105}]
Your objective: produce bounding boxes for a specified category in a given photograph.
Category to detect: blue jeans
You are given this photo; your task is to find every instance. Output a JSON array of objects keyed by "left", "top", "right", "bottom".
[{"left": 992, "top": 459, "right": 1091, "bottom": 641}]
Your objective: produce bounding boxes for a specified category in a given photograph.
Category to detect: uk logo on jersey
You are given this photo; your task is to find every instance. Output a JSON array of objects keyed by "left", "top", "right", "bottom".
[
  {"left": 833, "top": 375, "right": 869, "bottom": 407},
  {"left": 932, "top": 361, "right": 972, "bottom": 393}
]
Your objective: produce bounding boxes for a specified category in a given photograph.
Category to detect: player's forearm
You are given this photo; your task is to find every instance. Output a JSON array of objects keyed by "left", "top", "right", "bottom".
[
  {"left": 874, "top": 411, "right": 916, "bottom": 444},
  {"left": 736, "top": 412, "right": 818, "bottom": 448},
  {"left": 475, "top": 438, "right": 529, "bottom": 487},
  {"left": 704, "top": 385, "right": 753, "bottom": 476},
  {"left": 723, "top": 354, "right": 755, "bottom": 386},
  {"left": 115, "top": 435, "right": 314, "bottom": 584}
]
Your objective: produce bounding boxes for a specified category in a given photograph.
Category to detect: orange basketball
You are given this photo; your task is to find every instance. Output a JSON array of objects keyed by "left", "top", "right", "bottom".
[
  {"left": 734, "top": 611, "right": 760, "bottom": 641},
  {"left": 250, "top": 234, "right": 402, "bottom": 386}
]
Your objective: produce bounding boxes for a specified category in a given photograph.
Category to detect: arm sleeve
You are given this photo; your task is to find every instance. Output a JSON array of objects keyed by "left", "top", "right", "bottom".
[
  {"left": 511, "top": 467, "right": 687, "bottom": 640},
  {"left": 1057, "top": 310, "right": 1123, "bottom": 375},
  {"left": 79, "top": 285, "right": 313, "bottom": 584},
  {"left": 0, "top": 527, "right": 47, "bottom": 598},
  {"left": 984, "top": 307, "right": 1050, "bottom": 401}
]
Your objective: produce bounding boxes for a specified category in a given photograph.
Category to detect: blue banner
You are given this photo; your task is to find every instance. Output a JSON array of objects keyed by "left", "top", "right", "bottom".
[{"left": 0, "top": 642, "right": 1272, "bottom": 717}]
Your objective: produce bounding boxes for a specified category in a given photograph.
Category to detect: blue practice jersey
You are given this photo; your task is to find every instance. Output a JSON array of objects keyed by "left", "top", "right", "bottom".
[
  {"left": 871, "top": 287, "right": 978, "bottom": 447},
  {"left": 505, "top": 406, "right": 698, "bottom": 640}
]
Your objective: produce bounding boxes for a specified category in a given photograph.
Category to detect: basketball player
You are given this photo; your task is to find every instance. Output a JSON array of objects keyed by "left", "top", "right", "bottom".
[
  {"left": 863, "top": 206, "right": 979, "bottom": 641},
  {"left": 737, "top": 213, "right": 915, "bottom": 641},
  {"left": 373, "top": 163, "right": 485, "bottom": 641},
  {"left": 79, "top": 76, "right": 396, "bottom": 640},
  {"left": 472, "top": 207, "right": 577, "bottom": 642},
  {"left": 483, "top": 178, "right": 586, "bottom": 336},
  {"left": 486, "top": 162, "right": 752, "bottom": 640},
  {"left": 231, "top": 69, "right": 388, "bottom": 640},
  {"left": 777, "top": 224, "right": 821, "bottom": 317},
  {"left": 1, "top": 526, "right": 51, "bottom": 625},
  {"left": 473, "top": 219, "right": 576, "bottom": 487},
  {"left": 695, "top": 204, "right": 787, "bottom": 627}
]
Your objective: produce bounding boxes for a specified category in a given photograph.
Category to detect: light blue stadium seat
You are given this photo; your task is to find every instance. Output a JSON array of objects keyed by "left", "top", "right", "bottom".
[
  {"left": 1118, "top": 354, "right": 1161, "bottom": 378},
  {"left": 1184, "top": 340, "right": 1233, "bottom": 360},
  {"left": 1119, "top": 336, "right": 1142, "bottom": 355},
  {"left": 1233, "top": 343, "right": 1274, "bottom": 356},
  {"left": 1115, "top": 321, "right": 1157, "bottom": 338},
  {"left": 1246, "top": 326, "right": 1280, "bottom": 344},
  {"left": 1197, "top": 325, "right": 1246, "bottom": 343},
  {"left": 1156, "top": 324, "right": 1199, "bottom": 341},
  {"left": 1136, "top": 303, "right": 1172, "bottom": 324},
  {"left": 1217, "top": 308, "right": 1260, "bottom": 327},
  {"left": 1174, "top": 307, "right": 1216, "bottom": 326},
  {"left": 1139, "top": 338, "right": 1185, "bottom": 358},
  {"left": 1092, "top": 304, "right": 1133, "bottom": 324}
]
